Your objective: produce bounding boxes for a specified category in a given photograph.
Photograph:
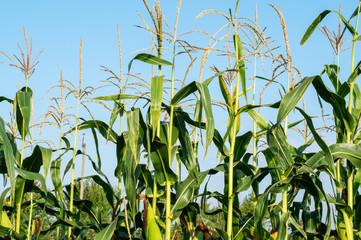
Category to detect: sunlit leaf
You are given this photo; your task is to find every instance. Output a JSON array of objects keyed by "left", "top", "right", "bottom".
[{"left": 128, "top": 53, "right": 172, "bottom": 72}]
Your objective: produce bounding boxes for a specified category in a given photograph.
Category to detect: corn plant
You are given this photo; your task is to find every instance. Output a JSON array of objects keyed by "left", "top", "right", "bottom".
[{"left": 2, "top": 1, "right": 361, "bottom": 240}]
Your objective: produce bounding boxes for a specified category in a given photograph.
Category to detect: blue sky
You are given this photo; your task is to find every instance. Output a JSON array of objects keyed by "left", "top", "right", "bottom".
[{"left": 0, "top": 1, "right": 360, "bottom": 195}]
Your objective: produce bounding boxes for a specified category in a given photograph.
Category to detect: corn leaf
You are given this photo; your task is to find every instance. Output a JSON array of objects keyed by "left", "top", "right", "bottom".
[
  {"left": 213, "top": 129, "right": 229, "bottom": 157},
  {"left": 312, "top": 76, "right": 355, "bottom": 134},
  {"left": 114, "top": 133, "right": 127, "bottom": 179},
  {"left": 0, "top": 118, "right": 16, "bottom": 198},
  {"left": 277, "top": 76, "right": 315, "bottom": 124},
  {"left": 246, "top": 109, "right": 271, "bottom": 130},
  {"left": 234, "top": 131, "right": 252, "bottom": 162},
  {"left": 128, "top": 53, "right": 172, "bottom": 72},
  {"left": 305, "top": 143, "right": 361, "bottom": 178},
  {"left": 218, "top": 72, "right": 232, "bottom": 108},
  {"left": 171, "top": 81, "right": 198, "bottom": 105},
  {"left": 296, "top": 107, "right": 334, "bottom": 173},
  {"left": 278, "top": 212, "right": 290, "bottom": 240},
  {"left": 323, "top": 65, "right": 340, "bottom": 91},
  {"left": 150, "top": 75, "right": 164, "bottom": 139},
  {"left": 150, "top": 140, "right": 178, "bottom": 186},
  {"left": 171, "top": 81, "right": 214, "bottom": 156},
  {"left": 107, "top": 101, "right": 124, "bottom": 141},
  {"left": 174, "top": 114, "right": 198, "bottom": 178},
  {"left": 300, "top": 10, "right": 355, "bottom": 45},
  {"left": 15, "top": 89, "right": 32, "bottom": 140},
  {"left": 38, "top": 146, "right": 52, "bottom": 181},
  {"left": 255, "top": 177, "right": 292, "bottom": 240},
  {"left": 50, "top": 158, "right": 64, "bottom": 200},
  {"left": 94, "top": 93, "right": 143, "bottom": 101},
  {"left": 171, "top": 171, "right": 208, "bottom": 218},
  {"left": 200, "top": 210, "right": 228, "bottom": 240},
  {"left": 123, "top": 109, "right": 140, "bottom": 216},
  {"left": 195, "top": 82, "right": 214, "bottom": 156},
  {"left": 15, "top": 168, "right": 47, "bottom": 195},
  {"left": 0, "top": 188, "right": 11, "bottom": 229},
  {"left": 348, "top": 60, "right": 361, "bottom": 85},
  {"left": 234, "top": 34, "right": 247, "bottom": 103},
  {"left": 289, "top": 215, "right": 308, "bottom": 238},
  {"left": 94, "top": 217, "right": 118, "bottom": 240},
  {"left": 64, "top": 120, "right": 118, "bottom": 144},
  {"left": 267, "top": 125, "right": 294, "bottom": 172}
]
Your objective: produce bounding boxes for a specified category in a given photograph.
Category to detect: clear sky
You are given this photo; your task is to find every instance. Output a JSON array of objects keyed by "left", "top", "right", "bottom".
[{"left": 0, "top": 1, "right": 360, "bottom": 195}]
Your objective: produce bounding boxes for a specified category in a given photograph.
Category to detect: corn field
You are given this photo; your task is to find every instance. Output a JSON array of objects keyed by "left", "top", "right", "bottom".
[{"left": 1, "top": 0, "right": 361, "bottom": 239}]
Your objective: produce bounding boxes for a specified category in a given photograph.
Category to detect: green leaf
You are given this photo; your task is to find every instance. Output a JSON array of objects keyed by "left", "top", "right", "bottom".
[
  {"left": 304, "top": 143, "right": 361, "bottom": 178},
  {"left": 277, "top": 76, "right": 315, "bottom": 124},
  {"left": 128, "top": 53, "right": 172, "bottom": 72},
  {"left": 348, "top": 60, "right": 361, "bottom": 85},
  {"left": 234, "top": 34, "right": 247, "bottom": 103},
  {"left": 174, "top": 114, "right": 198, "bottom": 178},
  {"left": 254, "top": 178, "right": 292, "bottom": 240},
  {"left": 0, "top": 118, "right": 16, "bottom": 197},
  {"left": 312, "top": 76, "right": 355, "bottom": 135},
  {"left": 267, "top": 125, "right": 294, "bottom": 172},
  {"left": 234, "top": 131, "right": 252, "bottom": 161},
  {"left": 159, "top": 123, "right": 178, "bottom": 147},
  {"left": 246, "top": 108, "right": 271, "bottom": 130},
  {"left": 0, "top": 96, "right": 13, "bottom": 104},
  {"left": 0, "top": 210, "right": 11, "bottom": 229},
  {"left": 123, "top": 109, "right": 140, "bottom": 216},
  {"left": 38, "top": 146, "right": 52, "bottom": 181},
  {"left": 255, "top": 193, "right": 269, "bottom": 240},
  {"left": 15, "top": 89, "right": 32, "bottom": 140},
  {"left": 51, "top": 158, "right": 64, "bottom": 200},
  {"left": 261, "top": 148, "right": 281, "bottom": 182},
  {"left": 0, "top": 225, "right": 23, "bottom": 239},
  {"left": 94, "top": 217, "right": 118, "bottom": 240},
  {"left": 233, "top": 168, "right": 269, "bottom": 194},
  {"left": 171, "top": 81, "right": 214, "bottom": 156},
  {"left": 296, "top": 107, "right": 334, "bottom": 175},
  {"left": 0, "top": 188, "right": 11, "bottom": 228},
  {"left": 294, "top": 173, "right": 319, "bottom": 196},
  {"left": 15, "top": 168, "right": 47, "bottom": 195},
  {"left": 202, "top": 69, "right": 237, "bottom": 87},
  {"left": 329, "top": 143, "right": 361, "bottom": 168},
  {"left": 213, "top": 129, "right": 229, "bottom": 156},
  {"left": 303, "top": 210, "right": 318, "bottom": 234},
  {"left": 289, "top": 215, "right": 307, "bottom": 238},
  {"left": 114, "top": 133, "right": 126, "bottom": 179},
  {"left": 94, "top": 93, "right": 143, "bottom": 101},
  {"left": 218, "top": 71, "right": 232, "bottom": 108},
  {"left": 150, "top": 140, "right": 178, "bottom": 186},
  {"left": 300, "top": 10, "right": 355, "bottom": 45},
  {"left": 150, "top": 75, "right": 164, "bottom": 139},
  {"left": 354, "top": 84, "right": 361, "bottom": 109},
  {"left": 90, "top": 127, "right": 102, "bottom": 170},
  {"left": 171, "top": 81, "right": 198, "bottom": 106},
  {"left": 200, "top": 211, "right": 229, "bottom": 240},
  {"left": 72, "top": 198, "right": 100, "bottom": 224},
  {"left": 351, "top": 34, "right": 361, "bottom": 42},
  {"left": 88, "top": 175, "right": 115, "bottom": 210},
  {"left": 107, "top": 101, "right": 124, "bottom": 141},
  {"left": 171, "top": 171, "right": 208, "bottom": 217},
  {"left": 14, "top": 145, "right": 51, "bottom": 205},
  {"left": 277, "top": 212, "right": 290, "bottom": 240},
  {"left": 195, "top": 82, "right": 214, "bottom": 156},
  {"left": 323, "top": 64, "right": 340, "bottom": 91},
  {"left": 64, "top": 120, "right": 118, "bottom": 144}
]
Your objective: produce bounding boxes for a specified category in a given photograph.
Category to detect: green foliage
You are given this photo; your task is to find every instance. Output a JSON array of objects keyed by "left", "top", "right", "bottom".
[{"left": 1, "top": 1, "right": 361, "bottom": 240}]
